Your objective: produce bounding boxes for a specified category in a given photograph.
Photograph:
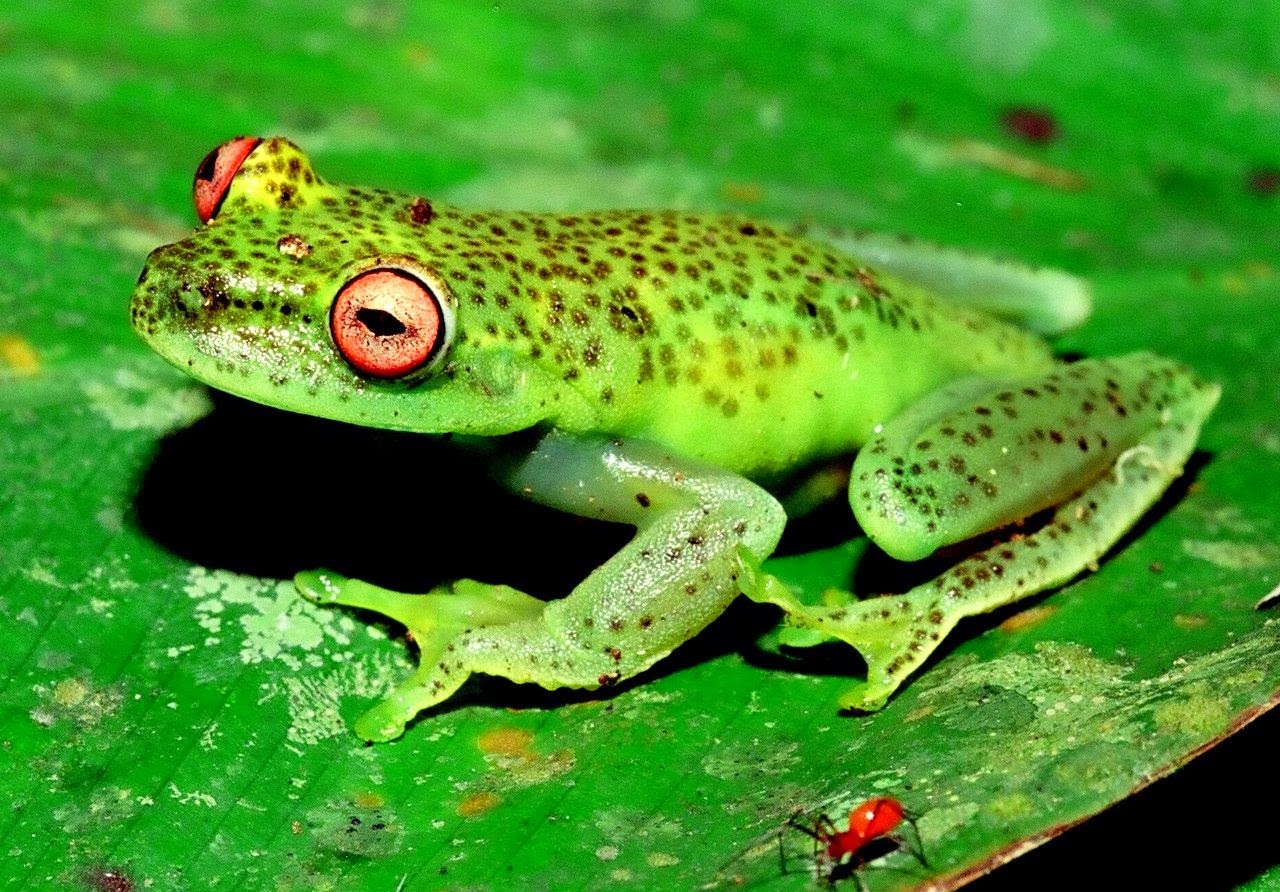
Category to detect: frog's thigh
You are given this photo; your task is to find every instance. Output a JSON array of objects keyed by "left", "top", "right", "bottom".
[
  {"left": 301, "top": 432, "right": 785, "bottom": 740},
  {"left": 746, "top": 353, "right": 1218, "bottom": 710},
  {"left": 851, "top": 353, "right": 1217, "bottom": 562}
]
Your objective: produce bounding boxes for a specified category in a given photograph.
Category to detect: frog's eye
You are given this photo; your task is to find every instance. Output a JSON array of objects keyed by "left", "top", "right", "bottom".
[
  {"left": 193, "top": 136, "right": 262, "bottom": 224},
  {"left": 331, "top": 268, "right": 453, "bottom": 379}
]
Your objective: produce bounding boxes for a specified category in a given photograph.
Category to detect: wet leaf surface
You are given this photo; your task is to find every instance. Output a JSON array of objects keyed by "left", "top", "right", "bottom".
[{"left": 2, "top": 2, "right": 1278, "bottom": 889}]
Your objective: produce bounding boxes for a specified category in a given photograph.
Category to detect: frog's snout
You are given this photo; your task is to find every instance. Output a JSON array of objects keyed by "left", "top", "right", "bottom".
[
  {"left": 130, "top": 242, "right": 213, "bottom": 347},
  {"left": 135, "top": 242, "right": 175, "bottom": 287}
]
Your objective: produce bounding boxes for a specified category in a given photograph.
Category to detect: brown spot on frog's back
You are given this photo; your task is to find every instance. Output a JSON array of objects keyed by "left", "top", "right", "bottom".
[
  {"left": 409, "top": 197, "right": 435, "bottom": 224},
  {"left": 276, "top": 233, "right": 312, "bottom": 258}
]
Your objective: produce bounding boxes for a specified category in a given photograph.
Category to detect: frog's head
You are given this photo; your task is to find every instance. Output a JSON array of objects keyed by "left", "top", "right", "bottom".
[{"left": 131, "top": 137, "right": 560, "bottom": 435}]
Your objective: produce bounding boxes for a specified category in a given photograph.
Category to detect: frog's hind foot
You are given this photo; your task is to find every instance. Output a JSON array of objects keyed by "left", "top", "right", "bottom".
[
  {"left": 296, "top": 571, "right": 546, "bottom": 741},
  {"left": 737, "top": 555, "right": 947, "bottom": 711}
]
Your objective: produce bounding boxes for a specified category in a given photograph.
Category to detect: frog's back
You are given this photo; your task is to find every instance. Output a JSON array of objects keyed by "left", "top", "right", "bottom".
[
  {"left": 425, "top": 206, "right": 1055, "bottom": 478},
  {"left": 131, "top": 135, "right": 1055, "bottom": 481}
]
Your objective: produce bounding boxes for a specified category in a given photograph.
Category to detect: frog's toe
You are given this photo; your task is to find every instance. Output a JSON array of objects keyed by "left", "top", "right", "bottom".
[
  {"left": 777, "top": 625, "right": 839, "bottom": 648},
  {"left": 836, "top": 678, "right": 893, "bottom": 712},
  {"left": 294, "top": 569, "right": 349, "bottom": 604},
  {"left": 353, "top": 684, "right": 433, "bottom": 743},
  {"left": 354, "top": 700, "right": 412, "bottom": 743},
  {"left": 350, "top": 650, "right": 484, "bottom": 742}
]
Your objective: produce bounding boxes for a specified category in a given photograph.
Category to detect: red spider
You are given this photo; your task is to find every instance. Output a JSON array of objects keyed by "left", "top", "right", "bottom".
[{"left": 784, "top": 796, "right": 924, "bottom": 887}]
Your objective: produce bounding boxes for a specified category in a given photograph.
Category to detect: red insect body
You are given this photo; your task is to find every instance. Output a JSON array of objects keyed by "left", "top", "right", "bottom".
[
  {"left": 785, "top": 796, "right": 920, "bottom": 886},
  {"left": 823, "top": 797, "right": 905, "bottom": 861}
]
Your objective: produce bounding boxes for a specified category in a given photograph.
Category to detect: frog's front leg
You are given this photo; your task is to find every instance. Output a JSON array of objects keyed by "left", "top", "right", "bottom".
[
  {"left": 743, "top": 353, "right": 1219, "bottom": 710},
  {"left": 298, "top": 431, "right": 786, "bottom": 741}
]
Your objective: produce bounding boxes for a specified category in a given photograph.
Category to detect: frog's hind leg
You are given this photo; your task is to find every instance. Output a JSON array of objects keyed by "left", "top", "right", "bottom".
[
  {"left": 742, "top": 353, "right": 1219, "bottom": 710},
  {"left": 299, "top": 431, "right": 786, "bottom": 741},
  {"left": 808, "top": 228, "right": 1091, "bottom": 336}
]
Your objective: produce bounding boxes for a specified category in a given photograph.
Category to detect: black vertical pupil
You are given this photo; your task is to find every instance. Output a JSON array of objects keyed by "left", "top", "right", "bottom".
[{"left": 356, "top": 307, "right": 407, "bottom": 337}]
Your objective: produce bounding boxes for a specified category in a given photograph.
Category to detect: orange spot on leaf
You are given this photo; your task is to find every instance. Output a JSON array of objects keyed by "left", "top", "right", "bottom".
[
  {"left": 456, "top": 791, "right": 502, "bottom": 818},
  {"left": 999, "top": 603, "right": 1057, "bottom": 632},
  {"left": 477, "top": 726, "right": 534, "bottom": 756},
  {"left": 352, "top": 791, "right": 385, "bottom": 809}
]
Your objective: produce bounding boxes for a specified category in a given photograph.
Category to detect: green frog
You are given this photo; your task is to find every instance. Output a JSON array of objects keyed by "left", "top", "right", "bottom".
[{"left": 131, "top": 136, "right": 1219, "bottom": 741}]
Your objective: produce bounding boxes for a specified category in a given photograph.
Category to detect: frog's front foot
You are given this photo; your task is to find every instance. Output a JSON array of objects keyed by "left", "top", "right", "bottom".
[{"left": 296, "top": 571, "right": 548, "bottom": 741}]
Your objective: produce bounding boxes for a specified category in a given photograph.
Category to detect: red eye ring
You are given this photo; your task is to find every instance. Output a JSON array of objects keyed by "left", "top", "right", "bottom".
[
  {"left": 331, "top": 268, "right": 450, "bottom": 379},
  {"left": 193, "top": 136, "right": 262, "bottom": 223}
]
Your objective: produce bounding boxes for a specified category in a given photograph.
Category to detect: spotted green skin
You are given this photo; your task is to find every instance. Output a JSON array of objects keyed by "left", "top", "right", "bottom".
[
  {"left": 133, "top": 144, "right": 1054, "bottom": 474},
  {"left": 132, "top": 138, "right": 1219, "bottom": 741}
]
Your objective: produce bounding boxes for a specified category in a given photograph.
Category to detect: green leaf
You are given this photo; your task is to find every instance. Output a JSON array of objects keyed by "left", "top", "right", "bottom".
[{"left": 3, "top": 2, "right": 1278, "bottom": 889}]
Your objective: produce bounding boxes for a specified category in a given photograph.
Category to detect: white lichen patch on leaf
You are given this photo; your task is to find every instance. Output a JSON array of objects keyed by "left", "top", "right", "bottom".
[
  {"left": 95, "top": 498, "right": 126, "bottom": 534},
  {"left": 199, "top": 720, "right": 221, "bottom": 751},
  {"left": 919, "top": 641, "right": 1132, "bottom": 738},
  {"left": 22, "top": 557, "right": 68, "bottom": 589},
  {"left": 51, "top": 785, "right": 139, "bottom": 835},
  {"left": 917, "top": 621, "right": 1280, "bottom": 763},
  {"left": 274, "top": 658, "right": 405, "bottom": 747},
  {"left": 915, "top": 800, "right": 981, "bottom": 844},
  {"left": 305, "top": 798, "right": 401, "bottom": 858},
  {"left": 594, "top": 807, "right": 685, "bottom": 847},
  {"left": 1182, "top": 539, "right": 1280, "bottom": 570},
  {"left": 20, "top": 555, "right": 138, "bottom": 600},
  {"left": 184, "top": 567, "right": 359, "bottom": 669},
  {"left": 82, "top": 362, "right": 210, "bottom": 433},
  {"left": 168, "top": 782, "right": 217, "bottom": 808},
  {"left": 30, "top": 675, "right": 123, "bottom": 729}
]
